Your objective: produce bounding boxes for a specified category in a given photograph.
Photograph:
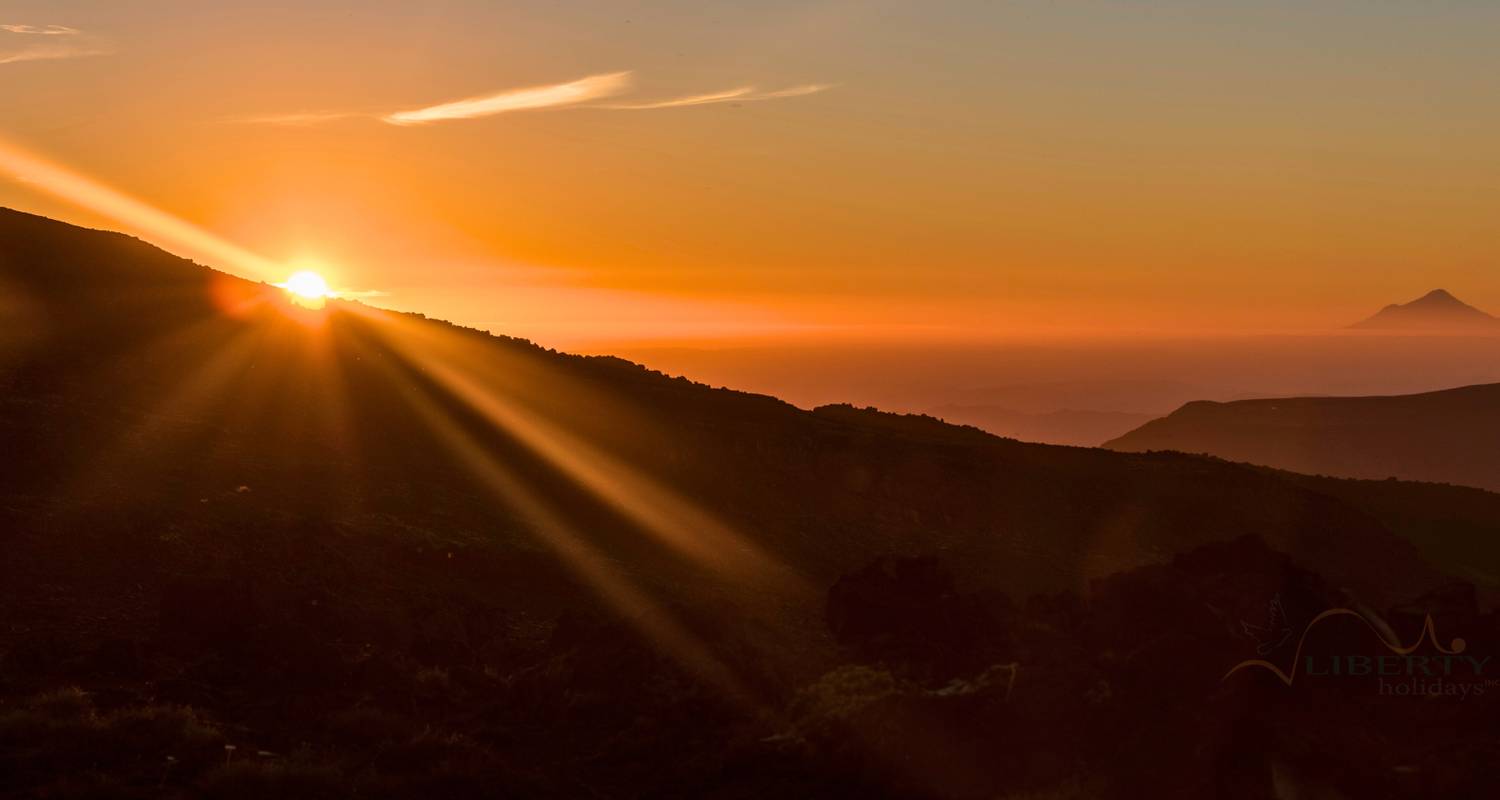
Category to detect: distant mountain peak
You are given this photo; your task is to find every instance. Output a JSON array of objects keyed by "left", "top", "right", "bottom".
[
  {"left": 1412, "top": 288, "right": 1462, "bottom": 305},
  {"left": 1351, "top": 289, "right": 1497, "bottom": 330}
]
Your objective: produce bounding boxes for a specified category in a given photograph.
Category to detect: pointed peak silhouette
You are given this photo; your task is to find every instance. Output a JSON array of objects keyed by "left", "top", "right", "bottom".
[
  {"left": 1412, "top": 288, "right": 1462, "bottom": 305},
  {"left": 1350, "top": 289, "right": 1497, "bottom": 330}
]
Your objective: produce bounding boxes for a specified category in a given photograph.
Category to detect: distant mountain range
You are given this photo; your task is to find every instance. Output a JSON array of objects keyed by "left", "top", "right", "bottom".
[
  {"left": 1106, "top": 382, "right": 1500, "bottom": 492},
  {"left": 1351, "top": 288, "right": 1499, "bottom": 330}
]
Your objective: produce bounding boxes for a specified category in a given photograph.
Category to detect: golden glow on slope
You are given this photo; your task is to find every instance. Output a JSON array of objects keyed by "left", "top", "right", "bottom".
[
  {"left": 0, "top": 136, "right": 280, "bottom": 282},
  {"left": 0, "top": 136, "right": 785, "bottom": 716}
]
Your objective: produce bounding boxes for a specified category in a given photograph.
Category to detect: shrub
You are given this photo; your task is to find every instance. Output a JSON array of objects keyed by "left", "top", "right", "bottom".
[
  {"left": 199, "top": 761, "right": 345, "bottom": 800},
  {"left": 826, "top": 556, "right": 1007, "bottom": 677},
  {"left": 785, "top": 664, "right": 902, "bottom": 742},
  {"left": 0, "top": 688, "right": 225, "bottom": 795}
]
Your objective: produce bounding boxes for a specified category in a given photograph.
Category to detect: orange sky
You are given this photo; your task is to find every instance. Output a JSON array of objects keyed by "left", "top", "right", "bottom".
[{"left": 3, "top": 1, "right": 1499, "bottom": 348}]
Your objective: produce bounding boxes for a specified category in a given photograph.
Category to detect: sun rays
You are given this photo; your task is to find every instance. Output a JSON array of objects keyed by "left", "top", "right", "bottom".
[
  {"left": 331, "top": 303, "right": 816, "bottom": 699},
  {"left": 374, "top": 357, "right": 755, "bottom": 702},
  {"left": 0, "top": 136, "right": 822, "bottom": 722},
  {"left": 0, "top": 145, "right": 972, "bottom": 790},
  {"left": 358, "top": 310, "right": 805, "bottom": 591},
  {"left": 0, "top": 140, "right": 805, "bottom": 711},
  {"left": 0, "top": 137, "right": 281, "bottom": 283}
]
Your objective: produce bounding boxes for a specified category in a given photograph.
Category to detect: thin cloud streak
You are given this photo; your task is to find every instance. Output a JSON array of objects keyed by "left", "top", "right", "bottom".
[
  {"left": 382, "top": 71, "right": 632, "bottom": 126},
  {"left": 1, "top": 24, "right": 80, "bottom": 35},
  {"left": 0, "top": 43, "right": 109, "bottom": 65},
  {"left": 600, "top": 86, "right": 756, "bottom": 110},
  {"left": 2, "top": 25, "right": 109, "bottom": 65},
  {"left": 235, "top": 74, "right": 832, "bottom": 127},
  {"left": 759, "top": 84, "right": 835, "bottom": 100},
  {"left": 599, "top": 83, "right": 833, "bottom": 110}
]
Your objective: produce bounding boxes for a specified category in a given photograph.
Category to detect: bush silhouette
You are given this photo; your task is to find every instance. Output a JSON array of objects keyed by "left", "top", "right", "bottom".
[{"left": 827, "top": 556, "right": 1008, "bottom": 677}]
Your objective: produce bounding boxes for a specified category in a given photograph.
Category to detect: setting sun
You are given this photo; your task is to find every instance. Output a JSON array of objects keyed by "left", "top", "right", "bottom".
[{"left": 280, "top": 270, "right": 331, "bottom": 299}]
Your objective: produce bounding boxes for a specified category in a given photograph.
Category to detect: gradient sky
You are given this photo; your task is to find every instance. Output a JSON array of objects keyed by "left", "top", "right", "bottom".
[{"left": 3, "top": 1, "right": 1499, "bottom": 347}]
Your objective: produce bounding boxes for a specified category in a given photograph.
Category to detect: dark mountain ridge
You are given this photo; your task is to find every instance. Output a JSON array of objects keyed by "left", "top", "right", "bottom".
[
  {"left": 7, "top": 207, "right": 1500, "bottom": 797},
  {"left": 1104, "top": 381, "right": 1500, "bottom": 493},
  {"left": 4, "top": 206, "right": 1467, "bottom": 605}
]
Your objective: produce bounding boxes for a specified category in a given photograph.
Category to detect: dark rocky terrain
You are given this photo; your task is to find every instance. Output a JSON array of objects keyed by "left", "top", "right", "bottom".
[{"left": 5, "top": 208, "right": 1500, "bottom": 798}]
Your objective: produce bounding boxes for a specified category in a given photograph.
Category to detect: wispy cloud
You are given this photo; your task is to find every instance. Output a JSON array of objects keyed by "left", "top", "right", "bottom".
[
  {"left": 599, "top": 86, "right": 756, "bottom": 111},
  {"left": 758, "top": 84, "right": 835, "bottom": 100},
  {"left": 234, "top": 73, "right": 833, "bottom": 128},
  {"left": 2, "top": 24, "right": 109, "bottom": 65},
  {"left": 383, "top": 71, "right": 633, "bottom": 126},
  {"left": 0, "top": 43, "right": 109, "bottom": 65},
  {"left": 1, "top": 24, "right": 80, "bottom": 35},
  {"left": 599, "top": 83, "right": 833, "bottom": 110}
]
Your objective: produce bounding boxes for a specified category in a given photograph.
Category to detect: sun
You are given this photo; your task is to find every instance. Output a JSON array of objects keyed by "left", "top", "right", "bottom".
[
  {"left": 275, "top": 270, "right": 335, "bottom": 310},
  {"left": 280, "top": 270, "right": 332, "bottom": 299}
]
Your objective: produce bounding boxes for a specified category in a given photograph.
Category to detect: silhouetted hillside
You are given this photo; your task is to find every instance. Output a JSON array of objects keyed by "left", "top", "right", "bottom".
[
  {"left": 7, "top": 207, "right": 1500, "bottom": 797},
  {"left": 927, "top": 405, "right": 1154, "bottom": 447},
  {"left": 1350, "top": 288, "right": 1499, "bottom": 331},
  {"left": 1105, "top": 382, "right": 1500, "bottom": 492}
]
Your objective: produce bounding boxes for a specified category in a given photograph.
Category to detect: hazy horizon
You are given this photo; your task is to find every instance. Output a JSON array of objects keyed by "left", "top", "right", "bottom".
[
  {"left": 611, "top": 330, "right": 1500, "bottom": 430},
  {"left": 5, "top": 1, "right": 1500, "bottom": 350}
]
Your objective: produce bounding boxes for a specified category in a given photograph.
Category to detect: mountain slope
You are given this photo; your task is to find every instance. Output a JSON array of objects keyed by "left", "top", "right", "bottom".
[
  {"left": 7, "top": 207, "right": 1500, "bottom": 796},
  {"left": 1350, "top": 288, "right": 1499, "bottom": 330},
  {"left": 927, "top": 404, "right": 1154, "bottom": 447},
  {"left": 1104, "top": 382, "right": 1500, "bottom": 491},
  {"left": 0, "top": 207, "right": 1464, "bottom": 611}
]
